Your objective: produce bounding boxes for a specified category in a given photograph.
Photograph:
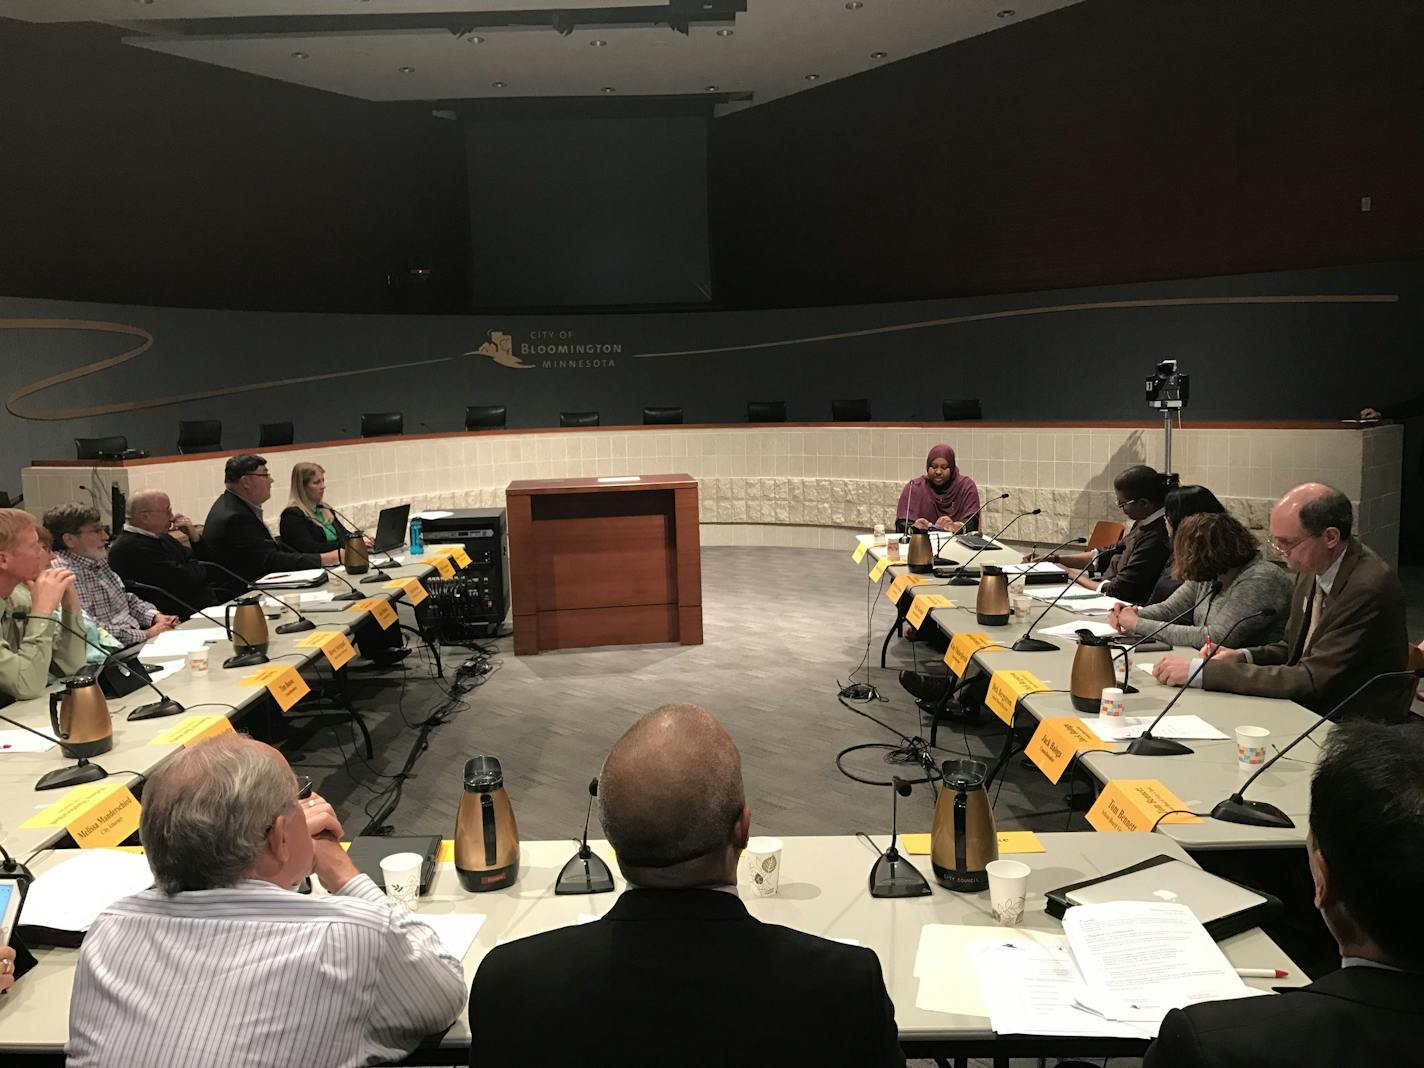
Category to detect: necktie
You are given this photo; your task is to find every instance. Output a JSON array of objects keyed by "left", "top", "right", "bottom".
[{"left": 1302, "top": 583, "right": 1326, "bottom": 654}]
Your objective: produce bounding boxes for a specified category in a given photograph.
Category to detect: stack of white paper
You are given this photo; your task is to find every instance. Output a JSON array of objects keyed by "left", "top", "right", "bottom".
[
  {"left": 1025, "top": 584, "right": 1093, "bottom": 602},
  {"left": 1081, "top": 715, "right": 1230, "bottom": 742},
  {"left": 141, "top": 627, "right": 227, "bottom": 659},
  {"left": 412, "top": 913, "right": 487, "bottom": 963},
  {"left": 0, "top": 729, "right": 56, "bottom": 754},
  {"left": 18, "top": 850, "right": 154, "bottom": 933},
  {"left": 1002, "top": 561, "right": 1066, "bottom": 576},
  {"left": 1040, "top": 620, "right": 1119, "bottom": 639},
  {"left": 970, "top": 939, "right": 1151, "bottom": 1038},
  {"left": 256, "top": 568, "right": 326, "bottom": 586}
]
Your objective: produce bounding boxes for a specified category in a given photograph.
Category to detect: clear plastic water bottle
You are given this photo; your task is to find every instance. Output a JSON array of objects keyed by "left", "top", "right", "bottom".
[{"left": 409, "top": 516, "right": 424, "bottom": 556}]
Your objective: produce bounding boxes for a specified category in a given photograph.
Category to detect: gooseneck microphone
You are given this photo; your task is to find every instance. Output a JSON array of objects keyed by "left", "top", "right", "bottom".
[
  {"left": 1125, "top": 608, "right": 1276, "bottom": 757},
  {"left": 326, "top": 504, "right": 397, "bottom": 584},
  {"left": 942, "top": 508, "right": 1042, "bottom": 586},
  {"left": 21, "top": 611, "right": 184, "bottom": 722},
  {"left": 1011, "top": 545, "right": 1115, "bottom": 652},
  {"left": 869, "top": 776, "right": 931, "bottom": 898},
  {"left": 0, "top": 706, "right": 108, "bottom": 790},
  {"left": 1211, "top": 667, "right": 1424, "bottom": 828},
  {"left": 321, "top": 563, "right": 366, "bottom": 602},
  {"left": 554, "top": 777, "right": 616, "bottom": 896},
  {"left": 198, "top": 560, "right": 315, "bottom": 634}
]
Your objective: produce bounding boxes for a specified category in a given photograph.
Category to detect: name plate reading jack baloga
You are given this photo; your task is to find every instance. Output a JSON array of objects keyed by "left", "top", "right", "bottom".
[
  {"left": 22, "top": 781, "right": 142, "bottom": 849},
  {"left": 1027, "top": 717, "right": 1113, "bottom": 784}
]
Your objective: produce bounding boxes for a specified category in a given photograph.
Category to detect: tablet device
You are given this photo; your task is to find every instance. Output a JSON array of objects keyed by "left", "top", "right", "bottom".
[{"left": 347, "top": 834, "right": 440, "bottom": 896}]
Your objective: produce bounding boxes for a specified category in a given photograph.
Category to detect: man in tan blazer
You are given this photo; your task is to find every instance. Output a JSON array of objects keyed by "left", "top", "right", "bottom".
[{"left": 1152, "top": 484, "right": 1410, "bottom": 721}]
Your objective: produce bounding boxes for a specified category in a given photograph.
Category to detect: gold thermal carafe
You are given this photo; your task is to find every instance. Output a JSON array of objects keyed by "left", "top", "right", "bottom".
[
  {"left": 224, "top": 593, "right": 270, "bottom": 668},
  {"left": 1070, "top": 629, "right": 1117, "bottom": 713},
  {"left": 49, "top": 674, "right": 113, "bottom": 758},
  {"left": 342, "top": 536, "right": 369, "bottom": 576},
  {"left": 931, "top": 758, "right": 998, "bottom": 891},
  {"left": 456, "top": 755, "right": 520, "bottom": 892},
  {"left": 975, "top": 564, "right": 1010, "bottom": 626},
  {"left": 906, "top": 530, "right": 934, "bottom": 574}
]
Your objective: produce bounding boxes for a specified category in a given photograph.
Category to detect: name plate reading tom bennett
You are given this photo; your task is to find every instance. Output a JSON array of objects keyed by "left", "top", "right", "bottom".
[
  {"left": 23, "top": 782, "right": 141, "bottom": 848},
  {"left": 1087, "top": 779, "right": 1203, "bottom": 832}
]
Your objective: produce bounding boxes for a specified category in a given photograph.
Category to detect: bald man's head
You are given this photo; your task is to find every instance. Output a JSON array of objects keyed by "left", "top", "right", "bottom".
[
  {"left": 1270, "top": 482, "right": 1352, "bottom": 576},
  {"left": 126, "top": 489, "right": 174, "bottom": 534},
  {"left": 599, "top": 704, "right": 748, "bottom": 887}
]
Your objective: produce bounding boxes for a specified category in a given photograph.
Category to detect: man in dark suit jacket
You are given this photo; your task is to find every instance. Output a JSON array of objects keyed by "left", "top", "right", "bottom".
[
  {"left": 107, "top": 489, "right": 215, "bottom": 619},
  {"left": 201, "top": 455, "right": 339, "bottom": 600},
  {"left": 468, "top": 704, "right": 905, "bottom": 1068},
  {"left": 1143, "top": 721, "right": 1424, "bottom": 1067},
  {"left": 1152, "top": 484, "right": 1409, "bottom": 721}
]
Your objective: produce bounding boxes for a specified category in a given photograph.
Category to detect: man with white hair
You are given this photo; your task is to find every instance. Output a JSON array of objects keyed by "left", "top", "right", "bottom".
[
  {"left": 0, "top": 507, "right": 86, "bottom": 700},
  {"left": 67, "top": 735, "right": 467, "bottom": 1068},
  {"left": 107, "top": 488, "right": 216, "bottom": 619}
]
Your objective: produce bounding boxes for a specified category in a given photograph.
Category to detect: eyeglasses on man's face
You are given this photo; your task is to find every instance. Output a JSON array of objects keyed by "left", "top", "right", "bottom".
[{"left": 1269, "top": 531, "right": 1322, "bottom": 556}]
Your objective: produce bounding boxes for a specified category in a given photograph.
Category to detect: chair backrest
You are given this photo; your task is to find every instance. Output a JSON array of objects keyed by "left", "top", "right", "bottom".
[
  {"left": 747, "top": 401, "right": 788, "bottom": 423},
  {"left": 465, "top": 405, "right": 508, "bottom": 431},
  {"left": 1087, "top": 520, "right": 1125, "bottom": 550},
  {"left": 75, "top": 435, "right": 128, "bottom": 460},
  {"left": 361, "top": 412, "right": 404, "bottom": 438},
  {"left": 258, "top": 421, "right": 294, "bottom": 448},
  {"left": 560, "top": 411, "right": 600, "bottom": 428},
  {"left": 832, "top": 398, "right": 871, "bottom": 421},
  {"left": 941, "top": 399, "right": 984, "bottom": 421},
  {"left": 642, "top": 406, "right": 683, "bottom": 425},
  {"left": 176, "top": 419, "right": 222, "bottom": 455}
]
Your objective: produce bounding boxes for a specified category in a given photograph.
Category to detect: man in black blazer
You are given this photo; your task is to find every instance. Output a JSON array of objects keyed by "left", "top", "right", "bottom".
[
  {"left": 107, "top": 490, "right": 215, "bottom": 619},
  {"left": 468, "top": 704, "right": 905, "bottom": 1068},
  {"left": 201, "top": 455, "right": 339, "bottom": 600},
  {"left": 1143, "top": 721, "right": 1424, "bottom": 1067}
]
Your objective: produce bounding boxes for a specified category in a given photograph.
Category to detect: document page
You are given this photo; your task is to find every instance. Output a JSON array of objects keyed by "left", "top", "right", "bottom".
[{"left": 969, "top": 939, "right": 1152, "bottom": 1038}]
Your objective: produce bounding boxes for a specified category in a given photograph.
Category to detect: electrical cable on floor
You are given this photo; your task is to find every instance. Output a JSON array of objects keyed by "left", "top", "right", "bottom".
[{"left": 839, "top": 564, "right": 884, "bottom": 701}]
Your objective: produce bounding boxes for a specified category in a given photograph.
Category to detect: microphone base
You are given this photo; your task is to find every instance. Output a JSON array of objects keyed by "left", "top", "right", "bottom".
[
  {"left": 360, "top": 571, "right": 391, "bottom": 585},
  {"left": 128, "top": 697, "right": 185, "bottom": 722},
  {"left": 37, "top": 759, "right": 107, "bottom": 791},
  {"left": 1125, "top": 734, "right": 1194, "bottom": 757},
  {"left": 1012, "top": 635, "right": 1058, "bottom": 652},
  {"left": 276, "top": 619, "right": 315, "bottom": 634},
  {"left": 331, "top": 590, "right": 364, "bottom": 602},
  {"left": 946, "top": 576, "right": 979, "bottom": 587},
  {"left": 1210, "top": 796, "right": 1295, "bottom": 828},
  {"left": 554, "top": 850, "right": 616, "bottom": 895},
  {"left": 223, "top": 649, "right": 269, "bottom": 670},
  {"left": 869, "top": 849, "right": 933, "bottom": 899}
]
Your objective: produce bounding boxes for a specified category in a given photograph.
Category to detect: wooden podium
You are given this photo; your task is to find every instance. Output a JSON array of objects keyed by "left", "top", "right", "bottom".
[{"left": 505, "top": 474, "right": 702, "bottom": 655}]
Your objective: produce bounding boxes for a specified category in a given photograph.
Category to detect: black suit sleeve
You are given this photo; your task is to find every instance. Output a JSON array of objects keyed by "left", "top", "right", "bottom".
[
  {"left": 219, "top": 509, "right": 320, "bottom": 582},
  {"left": 854, "top": 947, "right": 908, "bottom": 1067},
  {"left": 279, "top": 507, "right": 342, "bottom": 555},
  {"left": 1143, "top": 1007, "right": 1209, "bottom": 1068}
]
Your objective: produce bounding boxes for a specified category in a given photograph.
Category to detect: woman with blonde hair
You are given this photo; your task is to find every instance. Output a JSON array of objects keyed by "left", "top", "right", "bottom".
[{"left": 278, "top": 463, "right": 371, "bottom": 555}]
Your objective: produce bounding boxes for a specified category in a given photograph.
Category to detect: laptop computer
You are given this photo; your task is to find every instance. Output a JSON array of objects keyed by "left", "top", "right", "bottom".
[{"left": 372, "top": 504, "right": 411, "bottom": 555}]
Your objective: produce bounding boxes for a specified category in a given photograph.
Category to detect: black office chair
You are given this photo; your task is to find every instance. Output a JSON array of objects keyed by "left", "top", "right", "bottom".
[
  {"left": 560, "top": 411, "right": 600, "bottom": 428},
  {"left": 258, "top": 421, "right": 294, "bottom": 447},
  {"left": 465, "top": 405, "right": 508, "bottom": 431},
  {"left": 75, "top": 436, "right": 129, "bottom": 460},
  {"left": 176, "top": 419, "right": 222, "bottom": 455},
  {"left": 941, "top": 399, "right": 984, "bottom": 421},
  {"left": 832, "top": 399, "right": 871, "bottom": 421},
  {"left": 747, "top": 401, "right": 788, "bottom": 423},
  {"left": 642, "top": 406, "right": 683, "bottom": 425},
  {"left": 360, "top": 412, "right": 404, "bottom": 438}
]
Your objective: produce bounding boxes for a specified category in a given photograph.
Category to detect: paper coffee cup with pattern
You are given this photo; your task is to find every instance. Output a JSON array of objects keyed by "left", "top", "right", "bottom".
[
  {"left": 743, "top": 837, "right": 783, "bottom": 897},
  {"left": 1236, "top": 726, "right": 1269, "bottom": 767}
]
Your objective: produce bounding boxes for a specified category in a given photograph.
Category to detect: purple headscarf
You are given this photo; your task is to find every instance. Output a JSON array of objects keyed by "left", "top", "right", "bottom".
[{"left": 896, "top": 444, "right": 980, "bottom": 526}]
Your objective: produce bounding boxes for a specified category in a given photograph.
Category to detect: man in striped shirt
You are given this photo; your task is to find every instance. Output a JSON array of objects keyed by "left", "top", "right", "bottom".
[{"left": 67, "top": 735, "right": 467, "bottom": 1068}]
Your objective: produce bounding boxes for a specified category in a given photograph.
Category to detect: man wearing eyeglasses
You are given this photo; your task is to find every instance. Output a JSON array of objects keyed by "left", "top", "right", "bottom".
[
  {"left": 202, "top": 454, "right": 341, "bottom": 600},
  {"left": 1151, "top": 483, "right": 1410, "bottom": 722}
]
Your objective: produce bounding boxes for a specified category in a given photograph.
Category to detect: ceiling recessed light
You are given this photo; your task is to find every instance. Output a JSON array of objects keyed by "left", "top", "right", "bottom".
[
  {"left": 491, "top": 81, "right": 507, "bottom": 88},
  {"left": 997, "top": 9, "right": 1016, "bottom": 17},
  {"left": 290, "top": 51, "right": 309, "bottom": 59},
  {"left": 705, "top": 85, "right": 719, "bottom": 92},
  {"left": 590, "top": 39, "right": 607, "bottom": 47},
  {"left": 845, "top": 1, "right": 863, "bottom": 8},
  {"left": 467, "top": 35, "right": 484, "bottom": 44},
  {"left": 601, "top": 86, "right": 615, "bottom": 93},
  {"left": 870, "top": 51, "right": 887, "bottom": 59},
  {"left": 398, "top": 65, "right": 415, "bottom": 73},
  {"left": 804, "top": 73, "right": 820, "bottom": 82},
  {"left": 716, "top": 28, "right": 734, "bottom": 37}
]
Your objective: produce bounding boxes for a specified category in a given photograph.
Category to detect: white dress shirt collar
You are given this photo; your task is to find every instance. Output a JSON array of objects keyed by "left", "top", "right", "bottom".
[
  {"left": 1316, "top": 544, "right": 1346, "bottom": 595},
  {"left": 123, "top": 523, "right": 160, "bottom": 539}
]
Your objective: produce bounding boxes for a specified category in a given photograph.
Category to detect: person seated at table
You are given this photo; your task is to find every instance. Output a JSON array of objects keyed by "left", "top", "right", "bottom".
[
  {"left": 1148, "top": 484, "right": 1227, "bottom": 603},
  {"left": 0, "top": 509, "right": 86, "bottom": 700},
  {"left": 468, "top": 703, "right": 905, "bottom": 1068},
  {"left": 35, "top": 524, "right": 124, "bottom": 666},
  {"left": 1028, "top": 464, "right": 1171, "bottom": 604},
  {"left": 1142, "top": 721, "right": 1424, "bottom": 1067},
  {"left": 107, "top": 490, "right": 215, "bottom": 621},
  {"left": 1150, "top": 484, "right": 1410, "bottom": 721},
  {"left": 67, "top": 733, "right": 465, "bottom": 1068},
  {"left": 202, "top": 454, "right": 340, "bottom": 600},
  {"left": 279, "top": 462, "right": 374, "bottom": 556},
  {"left": 895, "top": 444, "right": 981, "bottom": 533},
  {"left": 44, "top": 503, "right": 178, "bottom": 647},
  {"left": 1109, "top": 512, "right": 1290, "bottom": 649}
]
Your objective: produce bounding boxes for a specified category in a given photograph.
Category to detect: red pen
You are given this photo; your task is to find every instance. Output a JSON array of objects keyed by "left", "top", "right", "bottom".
[{"left": 1234, "top": 968, "right": 1288, "bottom": 979}]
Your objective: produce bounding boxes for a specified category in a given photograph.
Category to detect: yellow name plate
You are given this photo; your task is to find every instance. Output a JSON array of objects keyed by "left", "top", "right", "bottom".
[
  {"left": 428, "top": 545, "right": 471, "bottom": 568},
  {"left": 149, "top": 715, "right": 235, "bottom": 748},
  {"left": 943, "top": 632, "right": 1001, "bottom": 676},
  {"left": 1087, "top": 779, "right": 1203, "bottom": 832},
  {"left": 296, "top": 629, "right": 357, "bottom": 670},
  {"left": 901, "top": 830, "right": 1044, "bottom": 856},
  {"left": 985, "top": 669, "right": 1050, "bottom": 725},
  {"left": 852, "top": 542, "right": 870, "bottom": 564},
  {"left": 239, "top": 664, "right": 311, "bottom": 711},
  {"left": 346, "top": 598, "right": 398, "bottom": 629},
  {"left": 425, "top": 554, "right": 456, "bottom": 579},
  {"left": 906, "top": 593, "right": 954, "bottom": 629},
  {"left": 1027, "top": 718, "right": 1114, "bottom": 784},
  {"left": 385, "top": 576, "right": 428, "bottom": 606},
  {"left": 885, "top": 573, "right": 929, "bottom": 603},
  {"left": 868, "top": 557, "right": 894, "bottom": 582},
  {"left": 23, "top": 782, "right": 141, "bottom": 849}
]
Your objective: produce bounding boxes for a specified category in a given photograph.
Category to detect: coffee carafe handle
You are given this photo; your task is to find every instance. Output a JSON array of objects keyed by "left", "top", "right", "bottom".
[
  {"left": 49, "top": 690, "right": 67, "bottom": 739},
  {"left": 953, "top": 791, "right": 968, "bottom": 872},
  {"left": 481, "top": 793, "right": 497, "bottom": 866}
]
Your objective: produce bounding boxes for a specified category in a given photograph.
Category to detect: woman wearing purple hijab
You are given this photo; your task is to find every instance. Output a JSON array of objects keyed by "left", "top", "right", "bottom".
[{"left": 896, "top": 445, "right": 981, "bottom": 533}]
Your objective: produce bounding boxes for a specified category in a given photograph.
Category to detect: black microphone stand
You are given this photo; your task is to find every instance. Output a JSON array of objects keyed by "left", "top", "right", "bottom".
[
  {"left": 1210, "top": 668, "right": 1424, "bottom": 828},
  {"left": 869, "top": 777, "right": 931, "bottom": 898},
  {"left": 124, "top": 581, "right": 268, "bottom": 670},
  {"left": 30, "top": 612, "right": 184, "bottom": 721},
  {"left": 940, "top": 509, "right": 1041, "bottom": 586},
  {"left": 198, "top": 560, "right": 315, "bottom": 634},
  {"left": 1011, "top": 546, "right": 1114, "bottom": 652},
  {"left": 1124, "top": 608, "right": 1275, "bottom": 757},
  {"left": 555, "top": 778, "right": 616, "bottom": 895},
  {"left": 1004, "top": 535, "right": 1087, "bottom": 591},
  {"left": 0, "top": 709, "right": 109, "bottom": 790},
  {"left": 326, "top": 505, "right": 400, "bottom": 584},
  {"left": 322, "top": 563, "right": 367, "bottom": 602}
]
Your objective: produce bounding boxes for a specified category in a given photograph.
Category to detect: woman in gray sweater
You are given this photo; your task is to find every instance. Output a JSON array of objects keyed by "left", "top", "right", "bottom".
[{"left": 1109, "top": 512, "right": 1291, "bottom": 649}]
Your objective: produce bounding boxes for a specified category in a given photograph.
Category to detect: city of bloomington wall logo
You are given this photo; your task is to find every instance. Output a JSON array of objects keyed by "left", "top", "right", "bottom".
[{"left": 463, "top": 329, "right": 619, "bottom": 370}]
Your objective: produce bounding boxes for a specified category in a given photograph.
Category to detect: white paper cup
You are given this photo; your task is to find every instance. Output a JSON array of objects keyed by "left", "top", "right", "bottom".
[
  {"left": 986, "top": 859, "right": 1031, "bottom": 926},
  {"left": 1236, "top": 725, "right": 1270, "bottom": 767},
  {"left": 1099, "top": 687, "right": 1125, "bottom": 719},
  {"left": 187, "top": 649, "right": 209, "bottom": 675},
  {"left": 379, "top": 852, "right": 423, "bottom": 909},
  {"left": 873, "top": 523, "right": 886, "bottom": 545},
  {"left": 743, "top": 836, "right": 783, "bottom": 897}
]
